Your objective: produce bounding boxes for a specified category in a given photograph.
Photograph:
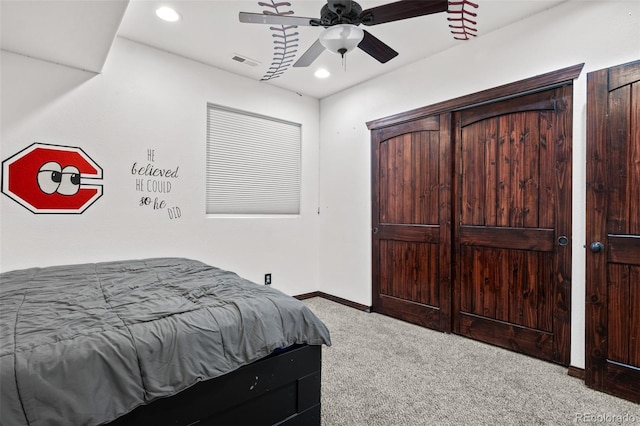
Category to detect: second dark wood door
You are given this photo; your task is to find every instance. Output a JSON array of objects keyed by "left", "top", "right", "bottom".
[
  {"left": 586, "top": 59, "right": 640, "bottom": 403},
  {"left": 453, "top": 87, "right": 573, "bottom": 365}
]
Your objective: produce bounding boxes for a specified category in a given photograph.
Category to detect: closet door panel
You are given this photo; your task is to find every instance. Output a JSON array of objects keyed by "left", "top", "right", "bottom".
[
  {"left": 454, "top": 87, "right": 573, "bottom": 365},
  {"left": 371, "top": 114, "right": 451, "bottom": 331},
  {"left": 586, "top": 59, "right": 640, "bottom": 403}
]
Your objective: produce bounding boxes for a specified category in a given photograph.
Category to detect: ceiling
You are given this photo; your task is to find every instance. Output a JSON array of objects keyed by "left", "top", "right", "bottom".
[
  {"left": 0, "top": 0, "right": 128, "bottom": 73},
  {"left": 1, "top": 0, "right": 567, "bottom": 99}
]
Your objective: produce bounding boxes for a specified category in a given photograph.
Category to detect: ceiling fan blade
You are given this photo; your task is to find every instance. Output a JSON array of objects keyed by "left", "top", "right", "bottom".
[
  {"left": 239, "top": 12, "right": 319, "bottom": 27},
  {"left": 360, "top": 0, "right": 448, "bottom": 26},
  {"left": 293, "top": 39, "right": 326, "bottom": 67},
  {"left": 358, "top": 30, "right": 398, "bottom": 64}
]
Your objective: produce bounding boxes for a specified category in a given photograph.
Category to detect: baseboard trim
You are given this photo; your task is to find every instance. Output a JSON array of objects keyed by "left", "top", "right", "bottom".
[
  {"left": 295, "top": 291, "right": 370, "bottom": 312},
  {"left": 294, "top": 291, "right": 321, "bottom": 300},
  {"left": 568, "top": 366, "right": 585, "bottom": 380}
]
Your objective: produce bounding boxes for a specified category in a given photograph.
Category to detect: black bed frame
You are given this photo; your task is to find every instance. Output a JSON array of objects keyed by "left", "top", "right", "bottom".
[{"left": 108, "top": 344, "right": 322, "bottom": 426}]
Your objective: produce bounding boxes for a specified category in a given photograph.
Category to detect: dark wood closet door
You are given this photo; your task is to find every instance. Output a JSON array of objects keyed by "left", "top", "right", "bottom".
[
  {"left": 453, "top": 87, "right": 573, "bottom": 365},
  {"left": 586, "top": 59, "right": 640, "bottom": 403},
  {"left": 371, "top": 114, "right": 452, "bottom": 331}
]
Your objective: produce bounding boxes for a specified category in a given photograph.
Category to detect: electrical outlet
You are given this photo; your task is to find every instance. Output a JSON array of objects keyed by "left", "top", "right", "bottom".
[{"left": 264, "top": 273, "right": 272, "bottom": 285}]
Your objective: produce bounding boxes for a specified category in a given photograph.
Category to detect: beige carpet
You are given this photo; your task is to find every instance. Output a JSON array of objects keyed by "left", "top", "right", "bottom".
[{"left": 303, "top": 297, "right": 640, "bottom": 425}]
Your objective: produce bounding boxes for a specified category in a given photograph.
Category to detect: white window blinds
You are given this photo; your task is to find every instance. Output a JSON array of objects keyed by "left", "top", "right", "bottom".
[{"left": 206, "top": 104, "right": 301, "bottom": 215}]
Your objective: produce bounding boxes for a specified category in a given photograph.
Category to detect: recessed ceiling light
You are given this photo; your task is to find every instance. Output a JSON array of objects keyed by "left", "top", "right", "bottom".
[
  {"left": 314, "top": 69, "right": 331, "bottom": 79},
  {"left": 156, "top": 6, "right": 181, "bottom": 22}
]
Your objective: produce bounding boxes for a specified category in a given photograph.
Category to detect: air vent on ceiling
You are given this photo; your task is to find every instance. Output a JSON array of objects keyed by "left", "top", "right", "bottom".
[{"left": 232, "top": 54, "right": 260, "bottom": 67}]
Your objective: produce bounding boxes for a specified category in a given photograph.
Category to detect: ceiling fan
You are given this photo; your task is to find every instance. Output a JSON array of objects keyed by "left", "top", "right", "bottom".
[{"left": 239, "top": 0, "right": 449, "bottom": 67}]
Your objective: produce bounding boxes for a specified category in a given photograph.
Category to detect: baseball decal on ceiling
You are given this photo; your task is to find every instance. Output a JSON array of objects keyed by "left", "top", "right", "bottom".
[
  {"left": 1, "top": 143, "right": 103, "bottom": 214},
  {"left": 258, "top": 1, "right": 299, "bottom": 81}
]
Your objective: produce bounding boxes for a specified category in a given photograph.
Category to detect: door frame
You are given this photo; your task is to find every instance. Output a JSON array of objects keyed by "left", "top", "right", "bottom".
[{"left": 367, "top": 64, "right": 584, "bottom": 363}]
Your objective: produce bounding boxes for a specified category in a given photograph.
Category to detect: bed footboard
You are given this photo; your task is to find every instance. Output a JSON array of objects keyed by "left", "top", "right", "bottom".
[{"left": 109, "top": 344, "right": 322, "bottom": 426}]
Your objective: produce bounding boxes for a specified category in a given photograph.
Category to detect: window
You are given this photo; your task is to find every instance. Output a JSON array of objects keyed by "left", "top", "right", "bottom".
[{"left": 206, "top": 104, "right": 301, "bottom": 215}]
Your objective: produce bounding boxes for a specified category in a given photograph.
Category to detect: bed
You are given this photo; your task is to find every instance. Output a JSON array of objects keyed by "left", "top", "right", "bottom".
[{"left": 0, "top": 257, "right": 331, "bottom": 426}]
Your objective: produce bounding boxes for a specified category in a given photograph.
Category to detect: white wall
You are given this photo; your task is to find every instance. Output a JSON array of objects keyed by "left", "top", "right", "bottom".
[
  {"left": 0, "top": 37, "right": 321, "bottom": 297},
  {"left": 317, "top": 0, "right": 640, "bottom": 369}
]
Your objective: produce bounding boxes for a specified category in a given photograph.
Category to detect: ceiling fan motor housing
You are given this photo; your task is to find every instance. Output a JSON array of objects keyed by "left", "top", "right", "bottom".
[{"left": 320, "top": 1, "right": 363, "bottom": 26}]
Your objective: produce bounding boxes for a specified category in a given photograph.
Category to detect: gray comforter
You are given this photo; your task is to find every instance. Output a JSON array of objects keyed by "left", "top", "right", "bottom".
[{"left": 0, "top": 258, "right": 331, "bottom": 426}]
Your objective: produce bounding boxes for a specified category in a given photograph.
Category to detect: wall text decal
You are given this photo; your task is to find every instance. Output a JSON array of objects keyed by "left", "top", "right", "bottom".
[{"left": 132, "top": 149, "right": 182, "bottom": 219}]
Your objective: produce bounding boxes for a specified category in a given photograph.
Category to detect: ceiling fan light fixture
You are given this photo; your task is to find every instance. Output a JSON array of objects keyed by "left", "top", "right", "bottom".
[{"left": 318, "top": 24, "right": 364, "bottom": 57}]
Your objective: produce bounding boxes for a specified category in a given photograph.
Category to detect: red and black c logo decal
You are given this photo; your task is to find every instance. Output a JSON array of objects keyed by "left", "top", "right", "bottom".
[{"left": 2, "top": 143, "right": 103, "bottom": 214}]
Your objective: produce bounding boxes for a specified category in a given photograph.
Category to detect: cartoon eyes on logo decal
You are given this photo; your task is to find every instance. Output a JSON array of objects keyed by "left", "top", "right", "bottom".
[{"left": 37, "top": 162, "right": 81, "bottom": 195}]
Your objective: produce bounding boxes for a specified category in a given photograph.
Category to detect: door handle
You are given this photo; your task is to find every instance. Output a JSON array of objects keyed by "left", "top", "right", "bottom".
[
  {"left": 589, "top": 241, "right": 605, "bottom": 253},
  {"left": 373, "top": 227, "right": 379, "bottom": 234},
  {"left": 558, "top": 236, "right": 569, "bottom": 246}
]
